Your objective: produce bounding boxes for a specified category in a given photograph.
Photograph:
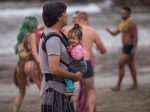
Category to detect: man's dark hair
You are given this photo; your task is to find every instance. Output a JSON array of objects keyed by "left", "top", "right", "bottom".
[
  {"left": 122, "top": 6, "right": 132, "bottom": 13},
  {"left": 42, "top": 1, "right": 67, "bottom": 27}
]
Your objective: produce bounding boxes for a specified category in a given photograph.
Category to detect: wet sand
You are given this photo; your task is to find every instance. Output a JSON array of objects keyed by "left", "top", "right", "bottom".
[{"left": 0, "top": 46, "right": 150, "bottom": 112}]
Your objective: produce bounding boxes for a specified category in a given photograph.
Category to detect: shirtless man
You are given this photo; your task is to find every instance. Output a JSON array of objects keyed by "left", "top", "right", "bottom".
[
  {"left": 106, "top": 6, "right": 138, "bottom": 91},
  {"left": 77, "top": 11, "right": 107, "bottom": 112}
]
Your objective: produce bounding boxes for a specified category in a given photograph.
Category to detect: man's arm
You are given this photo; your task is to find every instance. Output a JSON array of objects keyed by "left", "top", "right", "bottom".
[
  {"left": 94, "top": 32, "right": 107, "bottom": 54},
  {"left": 130, "top": 23, "right": 138, "bottom": 54},
  {"left": 48, "top": 55, "right": 82, "bottom": 82},
  {"left": 106, "top": 27, "right": 120, "bottom": 36}
]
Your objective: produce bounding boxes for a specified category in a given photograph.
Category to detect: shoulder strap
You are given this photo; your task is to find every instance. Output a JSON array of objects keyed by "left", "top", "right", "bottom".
[
  {"left": 41, "top": 32, "right": 69, "bottom": 49},
  {"left": 41, "top": 31, "right": 69, "bottom": 68},
  {"left": 60, "top": 31, "right": 69, "bottom": 47}
]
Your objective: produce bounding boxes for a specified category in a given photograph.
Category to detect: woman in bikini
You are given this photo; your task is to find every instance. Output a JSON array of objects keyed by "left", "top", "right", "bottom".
[{"left": 13, "top": 16, "right": 43, "bottom": 112}]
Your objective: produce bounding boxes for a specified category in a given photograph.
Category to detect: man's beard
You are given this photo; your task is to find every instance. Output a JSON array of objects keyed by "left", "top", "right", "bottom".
[
  {"left": 62, "top": 21, "right": 67, "bottom": 27},
  {"left": 122, "top": 16, "right": 128, "bottom": 20}
]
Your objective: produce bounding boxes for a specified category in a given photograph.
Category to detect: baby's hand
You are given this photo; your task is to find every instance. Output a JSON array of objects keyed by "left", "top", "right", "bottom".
[{"left": 67, "top": 46, "right": 72, "bottom": 53}]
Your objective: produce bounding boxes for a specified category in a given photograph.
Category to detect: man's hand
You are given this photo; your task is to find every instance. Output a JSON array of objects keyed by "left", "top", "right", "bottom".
[{"left": 72, "top": 72, "right": 82, "bottom": 82}]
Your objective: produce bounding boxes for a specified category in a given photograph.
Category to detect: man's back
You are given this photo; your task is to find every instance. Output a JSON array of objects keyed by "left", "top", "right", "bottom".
[{"left": 81, "top": 25, "right": 106, "bottom": 60}]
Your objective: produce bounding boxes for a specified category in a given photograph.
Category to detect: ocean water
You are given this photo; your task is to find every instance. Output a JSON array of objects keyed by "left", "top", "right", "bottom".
[{"left": 0, "top": 2, "right": 150, "bottom": 55}]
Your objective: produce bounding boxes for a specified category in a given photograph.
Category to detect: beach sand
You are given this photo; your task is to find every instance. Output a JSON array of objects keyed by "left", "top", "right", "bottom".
[{"left": 0, "top": 46, "right": 150, "bottom": 112}]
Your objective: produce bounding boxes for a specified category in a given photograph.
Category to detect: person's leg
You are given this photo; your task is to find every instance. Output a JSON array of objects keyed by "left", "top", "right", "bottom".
[
  {"left": 24, "top": 60, "right": 41, "bottom": 89},
  {"left": 127, "top": 55, "right": 138, "bottom": 90},
  {"left": 112, "top": 53, "right": 129, "bottom": 91},
  {"left": 13, "top": 63, "right": 26, "bottom": 112},
  {"left": 76, "top": 79, "right": 88, "bottom": 112},
  {"left": 64, "top": 79, "right": 75, "bottom": 96},
  {"left": 84, "top": 76, "right": 96, "bottom": 112},
  {"left": 13, "top": 88, "right": 26, "bottom": 112}
]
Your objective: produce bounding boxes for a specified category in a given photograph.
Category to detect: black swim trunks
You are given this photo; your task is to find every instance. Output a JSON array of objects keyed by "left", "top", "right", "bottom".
[
  {"left": 122, "top": 45, "right": 133, "bottom": 55},
  {"left": 83, "top": 60, "right": 94, "bottom": 79}
]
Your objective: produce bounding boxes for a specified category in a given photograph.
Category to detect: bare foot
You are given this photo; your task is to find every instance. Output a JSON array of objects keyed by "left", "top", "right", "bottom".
[
  {"left": 111, "top": 86, "right": 120, "bottom": 92},
  {"left": 65, "top": 92, "right": 75, "bottom": 96},
  {"left": 127, "top": 85, "right": 138, "bottom": 91}
]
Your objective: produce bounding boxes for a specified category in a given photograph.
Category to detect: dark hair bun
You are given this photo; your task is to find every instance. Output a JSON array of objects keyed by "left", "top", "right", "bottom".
[{"left": 73, "top": 24, "right": 82, "bottom": 30}]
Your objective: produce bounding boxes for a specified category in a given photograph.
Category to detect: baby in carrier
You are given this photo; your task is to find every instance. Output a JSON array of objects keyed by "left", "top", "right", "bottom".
[{"left": 65, "top": 24, "right": 87, "bottom": 96}]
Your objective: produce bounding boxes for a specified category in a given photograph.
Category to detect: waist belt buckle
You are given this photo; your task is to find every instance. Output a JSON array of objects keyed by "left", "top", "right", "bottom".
[{"left": 44, "top": 73, "right": 52, "bottom": 82}]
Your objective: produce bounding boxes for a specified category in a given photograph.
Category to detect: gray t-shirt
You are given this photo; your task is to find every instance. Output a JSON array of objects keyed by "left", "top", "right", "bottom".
[{"left": 39, "top": 28, "right": 70, "bottom": 96}]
